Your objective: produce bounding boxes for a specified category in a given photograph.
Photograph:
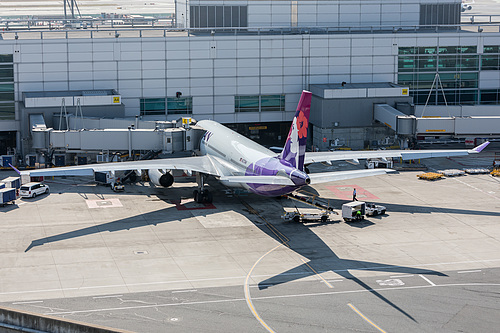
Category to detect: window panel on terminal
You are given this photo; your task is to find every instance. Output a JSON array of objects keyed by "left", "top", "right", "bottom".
[
  {"left": 261, "top": 95, "right": 284, "bottom": 112},
  {"left": 0, "top": 102, "right": 15, "bottom": 120},
  {"left": 438, "top": 55, "right": 458, "bottom": 71},
  {"left": 0, "top": 55, "right": 13, "bottom": 63},
  {"left": 459, "top": 55, "right": 479, "bottom": 70},
  {"left": 398, "top": 57, "right": 416, "bottom": 71},
  {"left": 417, "top": 56, "right": 437, "bottom": 71},
  {"left": 484, "top": 46, "right": 500, "bottom": 54},
  {"left": 235, "top": 95, "right": 259, "bottom": 112},
  {"left": 480, "top": 90, "right": 500, "bottom": 104},
  {"left": 167, "top": 96, "right": 192, "bottom": 115},
  {"left": 140, "top": 98, "right": 166, "bottom": 116},
  {"left": 481, "top": 55, "right": 500, "bottom": 70},
  {"left": 398, "top": 47, "right": 416, "bottom": 55}
]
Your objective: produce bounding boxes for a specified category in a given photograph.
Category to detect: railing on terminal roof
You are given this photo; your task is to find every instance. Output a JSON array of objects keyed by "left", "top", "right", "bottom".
[
  {"left": 462, "top": 14, "right": 500, "bottom": 24},
  {"left": 1, "top": 23, "right": 500, "bottom": 40}
]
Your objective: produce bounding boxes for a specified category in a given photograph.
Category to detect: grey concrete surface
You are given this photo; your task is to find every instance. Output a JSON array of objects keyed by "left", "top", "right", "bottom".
[{"left": 0, "top": 145, "right": 499, "bottom": 332}]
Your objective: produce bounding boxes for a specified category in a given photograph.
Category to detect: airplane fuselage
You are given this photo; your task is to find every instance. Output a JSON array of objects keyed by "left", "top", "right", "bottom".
[{"left": 198, "top": 120, "right": 310, "bottom": 196}]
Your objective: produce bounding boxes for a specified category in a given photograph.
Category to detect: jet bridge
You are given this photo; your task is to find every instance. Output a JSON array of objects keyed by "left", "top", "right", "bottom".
[
  {"left": 30, "top": 116, "right": 205, "bottom": 157},
  {"left": 373, "top": 104, "right": 415, "bottom": 135},
  {"left": 374, "top": 104, "right": 500, "bottom": 137}
]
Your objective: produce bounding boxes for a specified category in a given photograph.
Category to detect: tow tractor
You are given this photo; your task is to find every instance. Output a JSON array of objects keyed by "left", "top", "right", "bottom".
[
  {"left": 282, "top": 192, "right": 337, "bottom": 223},
  {"left": 365, "top": 203, "right": 386, "bottom": 216},
  {"left": 111, "top": 179, "right": 125, "bottom": 192}
]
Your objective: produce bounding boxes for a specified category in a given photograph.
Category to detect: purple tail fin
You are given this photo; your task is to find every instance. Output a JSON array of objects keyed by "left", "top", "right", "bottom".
[{"left": 279, "top": 90, "right": 312, "bottom": 171}]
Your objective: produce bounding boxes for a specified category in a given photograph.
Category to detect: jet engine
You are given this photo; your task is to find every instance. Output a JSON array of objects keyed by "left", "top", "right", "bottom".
[{"left": 148, "top": 169, "right": 174, "bottom": 188}]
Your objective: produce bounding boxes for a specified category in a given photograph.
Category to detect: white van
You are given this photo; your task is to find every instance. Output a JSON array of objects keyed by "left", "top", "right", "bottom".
[{"left": 20, "top": 182, "right": 50, "bottom": 198}]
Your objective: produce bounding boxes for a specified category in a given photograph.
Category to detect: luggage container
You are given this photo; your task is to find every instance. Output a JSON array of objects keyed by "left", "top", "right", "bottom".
[
  {"left": 94, "top": 171, "right": 114, "bottom": 184},
  {"left": 1, "top": 155, "right": 15, "bottom": 168},
  {"left": 76, "top": 156, "right": 88, "bottom": 165},
  {"left": 0, "top": 188, "right": 16, "bottom": 206},
  {"left": 1, "top": 176, "right": 21, "bottom": 189},
  {"left": 53, "top": 154, "right": 66, "bottom": 167},
  {"left": 26, "top": 154, "right": 37, "bottom": 167}
]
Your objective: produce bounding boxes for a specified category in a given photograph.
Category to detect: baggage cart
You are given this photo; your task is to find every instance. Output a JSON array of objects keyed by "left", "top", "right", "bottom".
[
  {"left": 0, "top": 188, "right": 16, "bottom": 206},
  {"left": 1, "top": 176, "right": 21, "bottom": 189}
]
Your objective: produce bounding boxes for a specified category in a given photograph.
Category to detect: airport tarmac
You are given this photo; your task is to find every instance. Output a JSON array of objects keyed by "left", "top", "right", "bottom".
[{"left": 1, "top": 147, "right": 500, "bottom": 332}]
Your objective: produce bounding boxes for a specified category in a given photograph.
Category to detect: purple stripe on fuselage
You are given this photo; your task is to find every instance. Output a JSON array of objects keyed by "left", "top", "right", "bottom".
[{"left": 244, "top": 157, "right": 309, "bottom": 196}]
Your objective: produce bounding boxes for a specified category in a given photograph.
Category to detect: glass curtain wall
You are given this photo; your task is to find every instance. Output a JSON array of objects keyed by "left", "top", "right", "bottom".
[
  {"left": 235, "top": 95, "right": 285, "bottom": 112},
  {"left": 398, "top": 46, "right": 481, "bottom": 105},
  {"left": 0, "top": 54, "right": 14, "bottom": 120}
]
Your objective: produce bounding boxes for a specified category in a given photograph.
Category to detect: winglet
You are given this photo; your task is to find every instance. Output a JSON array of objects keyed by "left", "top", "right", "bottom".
[
  {"left": 8, "top": 163, "right": 22, "bottom": 175},
  {"left": 471, "top": 141, "right": 490, "bottom": 153}
]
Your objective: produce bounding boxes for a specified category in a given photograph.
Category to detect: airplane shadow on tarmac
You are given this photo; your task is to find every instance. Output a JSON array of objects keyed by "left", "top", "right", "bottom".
[{"left": 23, "top": 183, "right": 500, "bottom": 321}]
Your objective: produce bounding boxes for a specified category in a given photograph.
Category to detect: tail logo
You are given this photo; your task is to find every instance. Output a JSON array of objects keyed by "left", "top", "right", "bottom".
[
  {"left": 297, "top": 110, "right": 308, "bottom": 139},
  {"left": 279, "top": 90, "right": 312, "bottom": 171}
]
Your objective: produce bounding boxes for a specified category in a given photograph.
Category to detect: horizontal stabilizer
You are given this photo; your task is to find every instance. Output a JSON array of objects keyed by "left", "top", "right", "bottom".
[
  {"left": 308, "top": 169, "right": 395, "bottom": 185},
  {"left": 220, "top": 175, "right": 295, "bottom": 185}
]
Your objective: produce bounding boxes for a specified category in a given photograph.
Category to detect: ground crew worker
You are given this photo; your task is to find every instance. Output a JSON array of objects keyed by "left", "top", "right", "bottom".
[
  {"left": 356, "top": 210, "right": 362, "bottom": 220},
  {"left": 353, "top": 188, "right": 357, "bottom": 201}
]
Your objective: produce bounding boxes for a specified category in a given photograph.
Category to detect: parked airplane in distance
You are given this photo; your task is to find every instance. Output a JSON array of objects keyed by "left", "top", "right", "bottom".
[{"left": 18, "top": 90, "right": 489, "bottom": 203}]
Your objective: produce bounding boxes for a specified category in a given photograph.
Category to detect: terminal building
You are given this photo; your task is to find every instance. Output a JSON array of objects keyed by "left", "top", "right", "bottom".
[{"left": 0, "top": 0, "right": 499, "bottom": 164}]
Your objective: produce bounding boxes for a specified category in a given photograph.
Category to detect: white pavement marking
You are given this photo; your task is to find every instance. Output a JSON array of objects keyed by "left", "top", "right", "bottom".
[
  {"left": 457, "top": 270, "right": 482, "bottom": 274},
  {"left": 348, "top": 303, "right": 386, "bottom": 333},
  {"left": 376, "top": 279, "right": 405, "bottom": 286},
  {"left": 390, "top": 274, "right": 414, "bottom": 278},
  {"left": 92, "top": 295, "right": 123, "bottom": 299},
  {"left": 86, "top": 198, "right": 123, "bottom": 209},
  {"left": 419, "top": 275, "right": 436, "bottom": 286},
  {"left": 43, "top": 283, "right": 500, "bottom": 316},
  {"left": 3, "top": 258, "right": 500, "bottom": 297}
]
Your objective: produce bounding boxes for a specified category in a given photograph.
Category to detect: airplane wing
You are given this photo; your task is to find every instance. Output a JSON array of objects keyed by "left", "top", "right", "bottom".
[
  {"left": 308, "top": 169, "right": 394, "bottom": 185},
  {"left": 21, "top": 155, "right": 221, "bottom": 177},
  {"left": 304, "top": 141, "right": 490, "bottom": 165}
]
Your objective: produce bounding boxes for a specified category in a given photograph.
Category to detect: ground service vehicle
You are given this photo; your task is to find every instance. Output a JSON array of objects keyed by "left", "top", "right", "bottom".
[
  {"left": 342, "top": 201, "right": 366, "bottom": 222},
  {"left": 282, "top": 210, "right": 330, "bottom": 223},
  {"left": 365, "top": 203, "right": 386, "bottom": 216},
  {"left": 19, "top": 182, "right": 50, "bottom": 198}
]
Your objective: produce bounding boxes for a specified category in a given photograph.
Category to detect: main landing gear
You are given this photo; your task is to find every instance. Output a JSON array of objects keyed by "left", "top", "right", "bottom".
[{"left": 193, "top": 172, "right": 213, "bottom": 203}]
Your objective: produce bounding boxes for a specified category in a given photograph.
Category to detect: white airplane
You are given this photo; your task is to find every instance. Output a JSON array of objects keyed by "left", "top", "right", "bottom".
[{"left": 17, "top": 90, "right": 489, "bottom": 203}]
